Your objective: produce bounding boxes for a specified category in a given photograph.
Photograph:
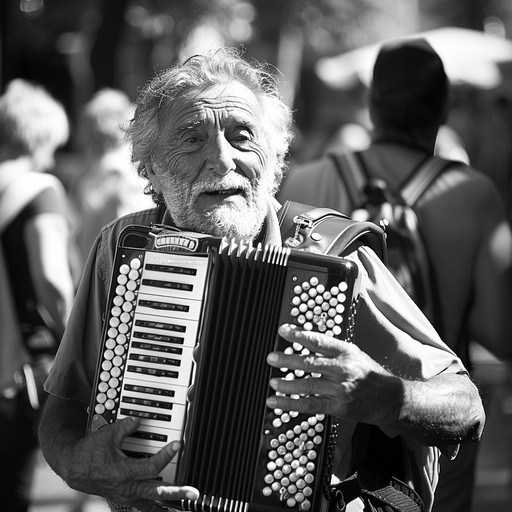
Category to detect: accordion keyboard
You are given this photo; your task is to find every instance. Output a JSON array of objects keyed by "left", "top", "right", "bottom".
[{"left": 90, "top": 250, "right": 209, "bottom": 481}]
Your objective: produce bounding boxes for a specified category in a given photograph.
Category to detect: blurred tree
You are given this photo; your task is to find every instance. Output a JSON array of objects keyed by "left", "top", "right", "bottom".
[
  {"left": 0, "top": 0, "right": 93, "bottom": 127},
  {"left": 2, "top": 0, "right": 510, "bottom": 163}
]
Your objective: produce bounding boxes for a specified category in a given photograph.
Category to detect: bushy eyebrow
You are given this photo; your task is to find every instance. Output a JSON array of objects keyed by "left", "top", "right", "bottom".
[
  {"left": 175, "top": 118, "right": 205, "bottom": 134},
  {"left": 175, "top": 115, "right": 257, "bottom": 136}
]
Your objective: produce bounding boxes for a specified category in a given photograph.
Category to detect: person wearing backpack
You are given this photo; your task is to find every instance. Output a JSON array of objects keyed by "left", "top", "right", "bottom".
[
  {"left": 279, "top": 38, "right": 512, "bottom": 512},
  {"left": 0, "top": 79, "right": 76, "bottom": 512},
  {"left": 37, "top": 48, "right": 485, "bottom": 512}
]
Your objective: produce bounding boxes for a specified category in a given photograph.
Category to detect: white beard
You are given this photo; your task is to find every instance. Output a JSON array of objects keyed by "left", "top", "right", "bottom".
[
  {"left": 160, "top": 173, "right": 271, "bottom": 243},
  {"left": 165, "top": 195, "right": 267, "bottom": 243}
]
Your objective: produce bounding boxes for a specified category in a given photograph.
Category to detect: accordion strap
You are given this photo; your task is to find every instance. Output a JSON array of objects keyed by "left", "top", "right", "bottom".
[
  {"left": 328, "top": 473, "right": 423, "bottom": 512},
  {"left": 278, "top": 200, "right": 387, "bottom": 262}
]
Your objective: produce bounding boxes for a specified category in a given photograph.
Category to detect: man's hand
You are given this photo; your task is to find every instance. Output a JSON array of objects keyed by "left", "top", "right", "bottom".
[
  {"left": 266, "top": 323, "right": 484, "bottom": 447},
  {"left": 39, "top": 395, "right": 199, "bottom": 512},
  {"left": 265, "top": 323, "right": 401, "bottom": 428}
]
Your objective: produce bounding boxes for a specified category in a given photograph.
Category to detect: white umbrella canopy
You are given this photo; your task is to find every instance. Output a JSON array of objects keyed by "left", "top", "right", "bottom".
[{"left": 316, "top": 27, "right": 512, "bottom": 90}]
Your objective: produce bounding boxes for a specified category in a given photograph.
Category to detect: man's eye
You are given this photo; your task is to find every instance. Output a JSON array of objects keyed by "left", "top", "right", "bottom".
[
  {"left": 232, "top": 129, "right": 252, "bottom": 143},
  {"left": 183, "top": 136, "right": 201, "bottom": 144}
]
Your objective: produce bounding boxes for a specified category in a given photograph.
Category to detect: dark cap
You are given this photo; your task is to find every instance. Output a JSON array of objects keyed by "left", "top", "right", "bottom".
[{"left": 369, "top": 38, "right": 449, "bottom": 129}]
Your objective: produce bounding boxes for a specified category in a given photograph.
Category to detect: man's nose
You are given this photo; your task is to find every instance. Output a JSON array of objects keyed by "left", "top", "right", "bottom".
[{"left": 206, "top": 134, "right": 236, "bottom": 176}]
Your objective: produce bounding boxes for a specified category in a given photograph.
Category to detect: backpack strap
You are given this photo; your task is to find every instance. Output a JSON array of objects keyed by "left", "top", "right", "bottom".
[
  {"left": 328, "top": 152, "right": 368, "bottom": 208},
  {"left": 278, "top": 200, "right": 387, "bottom": 262},
  {"left": 400, "top": 156, "right": 456, "bottom": 207},
  {"left": 329, "top": 151, "right": 456, "bottom": 210}
]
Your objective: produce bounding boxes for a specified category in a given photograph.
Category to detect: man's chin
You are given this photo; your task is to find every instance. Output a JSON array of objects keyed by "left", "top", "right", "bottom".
[{"left": 199, "top": 201, "right": 265, "bottom": 241}]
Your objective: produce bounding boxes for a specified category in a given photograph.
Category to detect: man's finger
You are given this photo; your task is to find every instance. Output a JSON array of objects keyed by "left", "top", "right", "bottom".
[
  {"left": 267, "top": 350, "right": 342, "bottom": 379},
  {"left": 269, "top": 374, "right": 339, "bottom": 397},
  {"left": 150, "top": 441, "right": 182, "bottom": 475},
  {"left": 112, "top": 416, "right": 142, "bottom": 445},
  {"left": 278, "top": 324, "right": 347, "bottom": 357},
  {"left": 266, "top": 393, "right": 328, "bottom": 416}
]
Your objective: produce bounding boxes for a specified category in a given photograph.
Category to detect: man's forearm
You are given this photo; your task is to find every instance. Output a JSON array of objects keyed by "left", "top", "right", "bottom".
[
  {"left": 38, "top": 394, "right": 89, "bottom": 483},
  {"left": 381, "top": 372, "right": 485, "bottom": 446}
]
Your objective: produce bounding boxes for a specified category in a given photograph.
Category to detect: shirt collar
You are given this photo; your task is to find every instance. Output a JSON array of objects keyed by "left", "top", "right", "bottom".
[{"left": 263, "top": 196, "right": 283, "bottom": 247}]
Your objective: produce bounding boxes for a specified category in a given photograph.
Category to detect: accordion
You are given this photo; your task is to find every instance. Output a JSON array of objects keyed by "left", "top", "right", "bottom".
[{"left": 88, "top": 224, "right": 362, "bottom": 512}]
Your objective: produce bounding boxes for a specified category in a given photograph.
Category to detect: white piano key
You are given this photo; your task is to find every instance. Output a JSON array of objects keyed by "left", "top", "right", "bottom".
[
  {"left": 118, "top": 402, "right": 187, "bottom": 430},
  {"left": 123, "top": 424, "right": 182, "bottom": 449},
  {"left": 140, "top": 252, "right": 209, "bottom": 301},
  {"left": 128, "top": 343, "right": 194, "bottom": 363},
  {"left": 128, "top": 339, "right": 193, "bottom": 359},
  {"left": 135, "top": 292, "right": 203, "bottom": 321},
  {"left": 124, "top": 355, "right": 194, "bottom": 385},
  {"left": 121, "top": 379, "right": 189, "bottom": 405},
  {"left": 130, "top": 312, "right": 199, "bottom": 349}
]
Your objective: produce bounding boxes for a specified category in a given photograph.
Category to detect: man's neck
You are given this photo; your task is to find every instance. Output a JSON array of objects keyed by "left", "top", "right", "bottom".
[{"left": 371, "top": 130, "right": 436, "bottom": 154}]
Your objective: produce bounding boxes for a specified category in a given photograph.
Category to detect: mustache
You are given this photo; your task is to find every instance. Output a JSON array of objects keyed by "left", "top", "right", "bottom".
[{"left": 193, "top": 174, "right": 253, "bottom": 196}]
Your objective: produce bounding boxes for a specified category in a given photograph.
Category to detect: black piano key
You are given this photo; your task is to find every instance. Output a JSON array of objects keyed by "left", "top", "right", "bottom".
[
  {"left": 129, "top": 430, "right": 168, "bottom": 442},
  {"left": 123, "top": 383, "right": 175, "bottom": 397},
  {"left": 138, "top": 299, "right": 190, "bottom": 313},
  {"left": 122, "top": 396, "right": 174, "bottom": 409},
  {"left": 129, "top": 353, "right": 181, "bottom": 366},
  {"left": 126, "top": 365, "right": 179, "bottom": 379},
  {"left": 141, "top": 278, "right": 193, "bottom": 292},
  {"left": 130, "top": 341, "right": 183, "bottom": 355},
  {"left": 120, "top": 408, "right": 172, "bottom": 422},
  {"left": 134, "top": 319, "right": 187, "bottom": 335},
  {"left": 145, "top": 263, "right": 197, "bottom": 276}
]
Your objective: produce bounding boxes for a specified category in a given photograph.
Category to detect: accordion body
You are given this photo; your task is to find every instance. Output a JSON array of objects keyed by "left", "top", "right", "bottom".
[{"left": 88, "top": 224, "right": 362, "bottom": 512}]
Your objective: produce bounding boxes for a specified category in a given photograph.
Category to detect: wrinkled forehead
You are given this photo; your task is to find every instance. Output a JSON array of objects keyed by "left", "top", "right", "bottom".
[{"left": 165, "top": 81, "right": 264, "bottom": 131}]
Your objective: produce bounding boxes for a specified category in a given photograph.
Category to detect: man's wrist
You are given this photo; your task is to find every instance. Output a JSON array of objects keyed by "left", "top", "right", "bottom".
[{"left": 371, "top": 371, "right": 404, "bottom": 436}]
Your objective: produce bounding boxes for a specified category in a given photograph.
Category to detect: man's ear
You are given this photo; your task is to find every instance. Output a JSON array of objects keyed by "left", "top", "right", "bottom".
[{"left": 144, "top": 159, "right": 162, "bottom": 194}]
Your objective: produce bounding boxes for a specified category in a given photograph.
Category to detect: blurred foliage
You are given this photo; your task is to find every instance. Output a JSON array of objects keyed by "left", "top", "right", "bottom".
[
  {"left": 2, "top": 0, "right": 511, "bottom": 156},
  {"left": 4, "top": 0, "right": 511, "bottom": 90},
  {"left": 113, "top": 0, "right": 512, "bottom": 68}
]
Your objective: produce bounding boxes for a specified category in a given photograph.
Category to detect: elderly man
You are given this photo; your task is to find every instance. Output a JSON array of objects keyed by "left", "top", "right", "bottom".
[{"left": 38, "top": 48, "right": 484, "bottom": 512}]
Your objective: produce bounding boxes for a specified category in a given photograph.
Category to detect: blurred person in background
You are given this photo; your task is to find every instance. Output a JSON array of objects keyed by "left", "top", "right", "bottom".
[
  {"left": 279, "top": 38, "right": 512, "bottom": 512},
  {"left": 70, "top": 88, "right": 154, "bottom": 266},
  {"left": 0, "top": 79, "right": 76, "bottom": 511}
]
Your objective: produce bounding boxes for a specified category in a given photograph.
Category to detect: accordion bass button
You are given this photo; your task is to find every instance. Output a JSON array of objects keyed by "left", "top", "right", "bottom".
[
  {"left": 104, "top": 399, "right": 115, "bottom": 410},
  {"left": 300, "top": 499, "right": 312, "bottom": 510},
  {"left": 129, "top": 258, "right": 141, "bottom": 269},
  {"left": 113, "top": 295, "right": 124, "bottom": 307},
  {"left": 116, "top": 334, "right": 127, "bottom": 345},
  {"left": 111, "top": 367, "right": 121, "bottom": 378},
  {"left": 115, "top": 285, "right": 126, "bottom": 296},
  {"left": 128, "top": 269, "right": 139, "bottom": 280}
]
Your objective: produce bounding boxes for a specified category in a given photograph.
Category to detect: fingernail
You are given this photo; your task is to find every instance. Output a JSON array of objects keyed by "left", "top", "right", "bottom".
[
  {"left": 278, "top": 324, "right": 290, "bottom": 335},
  {"left": 279, "top": 324, "right": 297, "bottom": 336},
  {"left": 267, "top": 353, "right": 278, "bottom": 364},
  {"left": 266, "top": 396, "right": 277, "bottom": 408},
  {"left": 171, "top": 441, "right": 181, "bottom": 451},
  {"left": 186, "top": 490, "right": 200, "bottom": 500}
]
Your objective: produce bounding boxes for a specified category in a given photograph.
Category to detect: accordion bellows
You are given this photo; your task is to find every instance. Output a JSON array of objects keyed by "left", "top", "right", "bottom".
[{"left": 88, "top": 225, "right": 361, "bottom": 512}]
